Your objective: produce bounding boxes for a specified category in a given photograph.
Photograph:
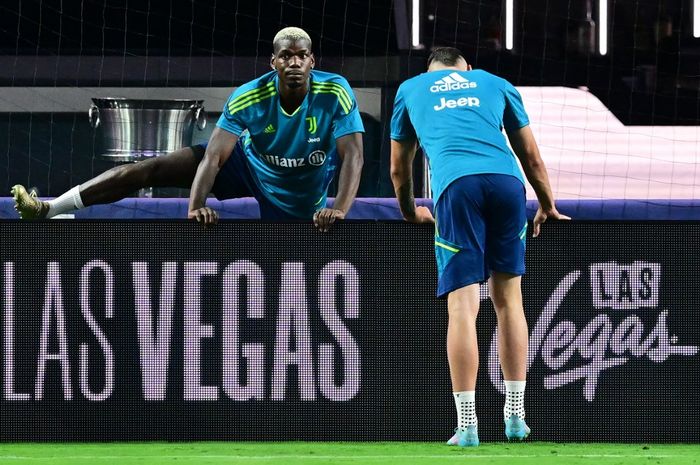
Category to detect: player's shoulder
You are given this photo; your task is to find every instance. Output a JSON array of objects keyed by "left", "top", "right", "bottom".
[
  {"left": 397, "top": 72, "right": 434, "bottom": 96},
  {"left": 310, "top": 70, "right": 356, "bottom": 114},
  {"left": 229, "top": 71, "right": 277, "bottom": 100},
  {"left": 310, "top": 70, "right": 353, "bottom": 88},
  {"left": 400, "top": 72, "right": 429, "bottom": 88},
  {"left": 224, "top": 71, "right": 277, "bottom": 117},
  {"left": 471, "top": 69, "right": 512, "bottom": 88}
]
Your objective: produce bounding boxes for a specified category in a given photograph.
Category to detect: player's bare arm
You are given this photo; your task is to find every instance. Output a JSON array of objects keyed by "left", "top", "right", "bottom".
[
  {"left": 313, "top": 132, "right": 363, "bottom": 232},
  {"left": 188, "top": 127, "right": 239, "bottom": 226},
  {"left": 390, "top": 138, "right": 434, "bottom": 224},
  {"left": 507, "top": 125, "right": 570, "bottom": 236}
]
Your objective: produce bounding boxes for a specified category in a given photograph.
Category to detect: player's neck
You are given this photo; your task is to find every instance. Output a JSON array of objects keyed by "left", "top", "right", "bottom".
[
  {"left": 428, "top": 64, "right": 465, "bottom": 72},
  {"left": 278, "top": 81, "right": 309, "bottom": 114}
]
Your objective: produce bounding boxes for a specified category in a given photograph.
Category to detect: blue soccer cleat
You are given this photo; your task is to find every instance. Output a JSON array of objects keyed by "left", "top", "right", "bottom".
[
  {"left": 504, "top": 415, "right": 531, "bottom": 441},
  {"left": 446, "top": 425, "right": 480, "bottom": 447}
]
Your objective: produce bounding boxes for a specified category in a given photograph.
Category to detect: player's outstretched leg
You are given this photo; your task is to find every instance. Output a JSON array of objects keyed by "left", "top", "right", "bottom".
[
  {"left": 11, "top": 147, "right": 199, "bottom": 219},
  {"left": 11, "top": 185, "right": 49, "bottom": 219}
]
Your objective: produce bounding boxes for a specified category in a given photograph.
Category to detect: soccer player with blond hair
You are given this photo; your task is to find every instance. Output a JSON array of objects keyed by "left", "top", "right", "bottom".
[{"left": 13, "top": 27, "right": 364, "bottom": 232}]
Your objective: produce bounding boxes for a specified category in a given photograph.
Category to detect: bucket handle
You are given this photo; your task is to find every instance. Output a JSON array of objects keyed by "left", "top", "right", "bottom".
[
  {"left": 89, "top": 104, "right": 100, "bottom": 128},
  {"left": 193, "top": 105, "right": 207, "bottom": 130}
]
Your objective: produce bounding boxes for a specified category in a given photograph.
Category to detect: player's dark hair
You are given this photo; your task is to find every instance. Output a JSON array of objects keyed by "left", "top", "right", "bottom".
[{"left": 427, "top": 47, "right": 465, "bottom": 67}]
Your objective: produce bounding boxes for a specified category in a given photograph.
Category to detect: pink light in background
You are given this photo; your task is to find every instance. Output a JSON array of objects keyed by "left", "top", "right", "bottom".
[{"left": 518, "top": 87, "right": 700, "bottom": 200}]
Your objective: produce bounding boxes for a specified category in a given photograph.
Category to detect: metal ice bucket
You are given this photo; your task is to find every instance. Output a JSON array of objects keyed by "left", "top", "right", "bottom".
[{"left": 89, "top": 98, "right": 206, "bottom": 161}]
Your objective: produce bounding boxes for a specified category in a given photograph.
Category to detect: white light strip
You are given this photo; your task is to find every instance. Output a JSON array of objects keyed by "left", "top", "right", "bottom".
[
  {"left": 599, "top": 0, "right": 608, "bottom": 55},
  {"left": 694, "top": 0, "right": 700, "bottom": 38},
  {"left": 505, "top": 0, "right": 514, "bottom": 50},
  {"left": 412, "top": 0, "right": 420, "bottom": 47}
]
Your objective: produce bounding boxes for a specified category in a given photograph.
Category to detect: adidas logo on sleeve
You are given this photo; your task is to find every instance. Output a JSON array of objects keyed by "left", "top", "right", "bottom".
[{"left": 430, "top": 72, "right": 478, "bottom": 92}]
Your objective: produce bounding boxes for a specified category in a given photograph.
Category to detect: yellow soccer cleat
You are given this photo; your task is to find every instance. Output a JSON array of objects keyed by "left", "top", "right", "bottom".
[{"left": 11, "top": 185, "right": 48, "bottom": 219}]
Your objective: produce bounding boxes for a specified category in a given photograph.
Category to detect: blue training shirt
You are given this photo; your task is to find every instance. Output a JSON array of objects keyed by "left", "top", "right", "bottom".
[
  {"left": 217, "top": 70, "right": 364, "bottom": 218},
  {"left": 390, "top": 69, "right": 529, "bottom": 203}
]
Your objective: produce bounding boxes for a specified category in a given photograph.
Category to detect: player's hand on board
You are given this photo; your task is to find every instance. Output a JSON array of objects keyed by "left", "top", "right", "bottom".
[
  {"left": 188, "top": 207, "right": 219, "bottom": 227},
  {"left": 406, "top": 206, "right": 435, "bottom": 224},
  {"left": 314, "top": 208, "right": 345, "bottom": 232},
  {"left": 533, "top": 207, "right": 570, "bottom": 237}
]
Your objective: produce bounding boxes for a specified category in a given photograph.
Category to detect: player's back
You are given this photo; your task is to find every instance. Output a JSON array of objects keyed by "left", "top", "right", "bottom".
[{"left": 392, "top": 69, "right": 528, "bottom": 202}]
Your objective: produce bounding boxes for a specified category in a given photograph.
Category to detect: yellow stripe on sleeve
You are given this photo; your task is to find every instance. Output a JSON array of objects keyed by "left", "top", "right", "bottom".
[
  {"left": 311, "top": 87, "right": 351, "bottom": 114},
  {"left": 227, "top": 82, "right": 276, "bottom": 113},
  {"left": 312, "top": 82, "right": 353, "bottom": 110},
  {"left": 228, "top": 88, "right": 277, "bottom": 115}
]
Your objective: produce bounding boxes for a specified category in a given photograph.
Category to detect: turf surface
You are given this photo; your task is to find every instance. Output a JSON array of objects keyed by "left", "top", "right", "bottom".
[{"left": 0, "top": 442, "right": 697, "bottom": 465}]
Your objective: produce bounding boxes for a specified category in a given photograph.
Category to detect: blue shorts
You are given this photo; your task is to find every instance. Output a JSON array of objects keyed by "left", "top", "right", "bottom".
[
  {"left": 191, "top": 142, "right": 299, "bottom": 220},
  {"left": 434, "top": 174, "right": 528, "bottom": 298}
]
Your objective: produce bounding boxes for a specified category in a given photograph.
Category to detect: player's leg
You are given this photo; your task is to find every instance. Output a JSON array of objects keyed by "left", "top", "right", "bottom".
[
  {"left": 447, "top": 285, "right": 480, "bottom": 391},
  {"left": 483, "top": 174, "right": 530, "bottom": 440},
  {"left": 12, "top": 147, "right": 200, "bottom": 219},
  {"left": 488, "top": 273, "right": 530, "bottom": 440},
  {"left": 489, "top": 274, "right": 527, "bottom": 380},
  {"left": 80, "top": 147, "right": 199, "bottom": 204},
  {"left": 435, "top": 175, "right": 488, "bottom": 447},
  {"left": 445, "top": 284, "right": 480, "bottom": 447}
]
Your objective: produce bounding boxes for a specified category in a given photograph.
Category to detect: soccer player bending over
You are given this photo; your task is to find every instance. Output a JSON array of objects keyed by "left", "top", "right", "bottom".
[
  {"left": 390, "top": 47, "right": 569, "bottom": 446},
  {"left": 12, "top": 27, "right": 364, "bottom": 232}
]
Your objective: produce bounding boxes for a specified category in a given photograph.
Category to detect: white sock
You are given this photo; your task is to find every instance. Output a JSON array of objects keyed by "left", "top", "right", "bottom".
[
  {"left": 46, "top": 186, "right": 85, "bottom": 218},
  {"left": 504, "top": 380, "right": 526, "bottom": 420},
  {"left": 453, "top": 391, "right": 477, "bottom": 428}
]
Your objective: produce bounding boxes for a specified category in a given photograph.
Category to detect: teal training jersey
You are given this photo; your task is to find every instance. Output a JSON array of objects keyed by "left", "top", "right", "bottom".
[
  {"left": 390, "top": 69, "right": 529, "bottom": 203},
  {"left": 217, "top": 70, "right": 364, "bottom": 218}
]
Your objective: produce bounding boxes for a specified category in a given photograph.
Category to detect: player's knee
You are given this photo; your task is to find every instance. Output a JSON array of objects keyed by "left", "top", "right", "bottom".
[
  {"left": 109, "top": 158, "right": 160, "bottom": 188},
  {"left": 489, "top": 291, "right": 508, "bottom": 311},
  {"left": 110, "top": 163, "right": 143, "bottom": 186},
  {"left": 489, "top": 279, "right": 522, "bottom": 312},
  {"left": 491, "top": 298, "right": 523, "bottom": 316},
  {"left": 447, "top": 298, "right": 478, "bottom": 319},
  {"left": 139, "top": 157, "right": 165, "bottom": 186}
]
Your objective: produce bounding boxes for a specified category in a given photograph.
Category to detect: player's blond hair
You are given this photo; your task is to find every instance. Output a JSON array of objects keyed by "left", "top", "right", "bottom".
[{"left": 273, "top": 27, "right": 312, "bottom": 51}]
